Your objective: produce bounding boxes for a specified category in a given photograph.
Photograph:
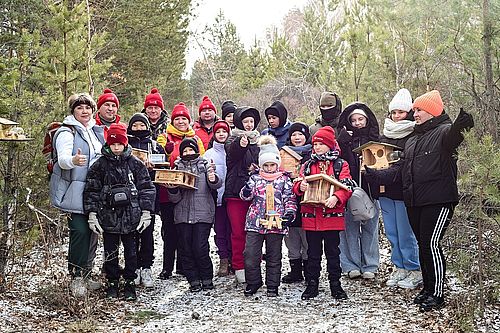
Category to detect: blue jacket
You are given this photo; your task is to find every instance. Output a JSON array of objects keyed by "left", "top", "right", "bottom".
[{"left": 261, "top": 120, "right": 292, "bottom": 149}]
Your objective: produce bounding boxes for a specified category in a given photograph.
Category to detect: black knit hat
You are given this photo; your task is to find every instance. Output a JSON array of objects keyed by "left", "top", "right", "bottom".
[
  {"left": 221, "top": 100, "right": 237, "bottom": 119},
  {"left": 127, "top": 113, "right": 151, "bottom": 133},
  {"left": 179, "top": 137, "right": 199, "bottom": 157},
  {"left": 288, "top": 122, "right": 311, "bottom": 142},
  {"left": 264, "top": 101, "right": 288, "bottom": 127}
]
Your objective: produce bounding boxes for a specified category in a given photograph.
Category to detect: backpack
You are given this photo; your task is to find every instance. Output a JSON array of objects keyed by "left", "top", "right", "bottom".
[{"left": 42, "top": 122, "right": 74, "bottom": 174}]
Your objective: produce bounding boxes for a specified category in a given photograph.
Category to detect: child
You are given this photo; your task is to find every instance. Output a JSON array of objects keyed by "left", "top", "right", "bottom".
[
  {"left": 203, "top": 120, "right": 232, "bottom": 276},
  {"left": 167, "top": 138, "right": 222, "bottom": 292},
  {"left": 337, "top": 103, "right": 381, "bottom": 280},
  {"left": 127, "top": 113, "right": 167, "bottom": 288},
  {"left": 293, "top": 126, "right": 353, "bottom": 300},
  {"left": 84, "top": 123, "right": 156, "bottom": 301},
  {"left": 221, "top": 100, "right": 236, "bottom": 129},
  {"left": 261, "top": 101, "right": 292, "bottom": 149},
  {"left": 281, "top": 122, "right": 312, "bottom": 284},
  {"left": 240, "top": 135, "right": 297, "bottom": 297}
]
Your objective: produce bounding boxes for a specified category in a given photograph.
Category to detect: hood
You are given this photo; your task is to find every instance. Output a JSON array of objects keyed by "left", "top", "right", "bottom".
[
  {"left": 233, "top": 106, "right": 261, "bottom": 130},
  {"left": 63, "top": 114, "right": 97, "bottom": 129},
  {"left": 264, "top": 101, "right": 288, "bottom": 127}
]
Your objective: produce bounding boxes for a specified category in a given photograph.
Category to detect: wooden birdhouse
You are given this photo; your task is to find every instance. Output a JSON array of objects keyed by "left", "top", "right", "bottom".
[
  {"left": 259, "top": 184, "right": 283, "bottom": 229},
  {"left": 300, "top": 174, "right": 350, "bottom": 205},
  {"left": 154, "top": 169, "right": 198, "bottom": 189},
  {"left": 131, "top": 148, "right": 149, "bottom": 164},
  {"left": 280, "top": 146, "right": 302, "bottom": 178},
  {"left": 352, "top": 141, "right": 402, "bottom": 171},
  {"left": 0, "top": 118, "right": 32, "bottom": 141}
]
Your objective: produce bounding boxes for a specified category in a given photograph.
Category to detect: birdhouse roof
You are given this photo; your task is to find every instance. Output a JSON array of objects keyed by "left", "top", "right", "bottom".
[
  {"left": 352, "top": 141, "right": 402, "bottom": 154},
  {"left": 0, "top": 118, "right": 19, "bottom": 126},
  {"left": 280, "top": 146, "right": 302, "bottom": 161}
]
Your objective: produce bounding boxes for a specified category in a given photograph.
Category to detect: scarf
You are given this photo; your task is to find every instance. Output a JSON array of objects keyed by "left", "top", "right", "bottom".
[
  {"left": 383, "top": 118, "right": 415, "bottom": 139},
  {"left": 302, "top": 150, "right": 340, "bottom": 176},
  {"left": 288, "top": 144, "right": 312, "bottom": 156},
  {"left": 166, "top": 123, "right": 196, "bottom": 139},
  {"left": 259, "top": 170, "right": 284, "bottom": 181},
  {"left": 231, "top": 128, "right": 260, "bottom": 144}
]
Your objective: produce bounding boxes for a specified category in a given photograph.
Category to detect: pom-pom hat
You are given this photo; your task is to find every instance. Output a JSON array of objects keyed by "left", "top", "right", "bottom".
[
  {"left": 97, "top": 88, "right": 119, "bottom": 109},
  {"left": 258, "top": 135, "right": 281, "bottom": 167},
  {"left": 171, "top": 102, "right": 191, "bottom": 122},
  {"left": 198, "top": 96, "right": 216, "bottom": 115},
  {"left": 144, "top": 88, "right": 164, "bottom": 110}
]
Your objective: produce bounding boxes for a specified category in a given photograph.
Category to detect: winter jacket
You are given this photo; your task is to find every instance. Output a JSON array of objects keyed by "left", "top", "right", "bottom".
[
  {"left": 143, "top": 110, "right": 169, "bottom": 140},
  {"left": 309, "top": 115, "right": 342, "bottom": 137},
  {"left": 49, "top": 116, "right": 105, "bottom": 214},
  {"left": 204, "top": 141, "right": 227, "bottom": 206},
  {"left": 240, "top": 172, "right": 297, "bottom": 234},
  {"left": 158, "top": 124, "right": 206, "bottom": 168},
  {"left": 168, "top": 157, "right": 222, "bottom": 224},
  {"left": 261, "top": 120, "right": 292, "bottom": 149},
  {"left": 83, "top": 145, "right": 156, "bottom": 234},
  {"left": 293, "top": 159, "right": 352, "bottom": 231},
  {"left": 193, "top": 116, "right": 219, "bottom": 150},
  {"left": 337, "top": 102, "right": 380, "bottom": 195},
  {"left": 402, "top": 113, "right": 464, "bottom": 207},
  {"left": 95, "top": 113, "right": 122, "bottom": 138}
]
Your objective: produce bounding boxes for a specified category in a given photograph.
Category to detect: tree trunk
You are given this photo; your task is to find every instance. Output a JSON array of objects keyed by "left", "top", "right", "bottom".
[{"left": 482, "top": 0, "right": 498, "bottom": 141}]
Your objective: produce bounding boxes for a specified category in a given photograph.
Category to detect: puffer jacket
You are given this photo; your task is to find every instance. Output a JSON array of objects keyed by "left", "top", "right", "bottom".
[
  {"left": 83, "top": 145, "right": 156, "bottom": 234},
  {"left": 240, "top": 172, "right": 297, "bottom": 234},
  {"left": 402, "top": 113, "right": 464, "bottom": 207},
  {"left": 203, "top": 141, "right": 227, "bottom": 206},
  {"left": 168, "top": 157, "right": 222, "bottom": 224},
  {"left": 293, "top": 159, "right": 353, "bottom": 231}
]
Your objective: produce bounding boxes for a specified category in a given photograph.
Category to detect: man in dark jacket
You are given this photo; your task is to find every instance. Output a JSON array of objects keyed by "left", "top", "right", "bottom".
[
  {"left": 309, "top": 91, "right": 343, "bottom": 136},
  {"left": 402, "top": 90, "right": 474, "bottom": 312}
]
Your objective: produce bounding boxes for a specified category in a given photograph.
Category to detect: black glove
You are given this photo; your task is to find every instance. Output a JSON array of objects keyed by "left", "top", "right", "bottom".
[
  {"left": 241, "top": 184, "right": 252, "bottom": 198},
  {"left": 282, "top": 213, "right": 295, "bottom": 228},
  {"left": 363, "top": 166, "right": 380, "bottom": 184},
  {"left": 454, "top": 108, "right": 474, "bottom": 131}
]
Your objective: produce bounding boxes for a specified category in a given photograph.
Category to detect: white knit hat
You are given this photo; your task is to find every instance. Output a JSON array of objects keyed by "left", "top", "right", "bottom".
[
  {"left": 389, "top": 88, "right": 413, "bottom": 112},
  {"left": 349, "top": 108, "right": 368, "bottom": 120},
  {"left": 258, "top": 135, "right": 281, "bottom": 167}
]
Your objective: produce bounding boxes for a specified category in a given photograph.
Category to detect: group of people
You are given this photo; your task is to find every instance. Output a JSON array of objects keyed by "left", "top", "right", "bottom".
[{"left": 49, "top": 86, "right": 473, "bottom": 312}]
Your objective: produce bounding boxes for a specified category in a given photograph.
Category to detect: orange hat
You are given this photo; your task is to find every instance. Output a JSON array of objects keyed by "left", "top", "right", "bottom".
[{"left": 412, "top": 90, "right": 443, "bottom": 117}]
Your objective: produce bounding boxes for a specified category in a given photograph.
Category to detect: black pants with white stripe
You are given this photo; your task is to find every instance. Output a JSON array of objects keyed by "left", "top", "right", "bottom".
[{"left": 407, "top": 204, "right": 454, "bottom": 298}]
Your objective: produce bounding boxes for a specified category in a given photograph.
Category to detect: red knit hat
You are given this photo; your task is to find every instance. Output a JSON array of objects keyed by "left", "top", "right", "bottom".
[
  {"left": 171, "top": 102, "right": 191, "bottom": 122},
  {"left": 312, "top": 126, "right": 337, "bottom": 150},
  {"left": 106, "top": 123, "right": 128, "bottom": 146},
  {"left": 198, "top": 95, "right": 216, "bottom": 115},
  {"left": 143, "top": 88, "right": 164, "bottom": 110},
  {"left": 412, "top": 90, "right": 443, "bottom": 117},
  {"left": 213, "top": 120, "right": 230, "bottom": 134},
  {"left": 97, "top": 88, "right": 119, "bottom": 109}
]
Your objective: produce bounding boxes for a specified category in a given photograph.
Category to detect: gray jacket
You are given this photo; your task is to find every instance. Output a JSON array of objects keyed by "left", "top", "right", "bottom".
[
  {"left": 168, "top": 157, "right": 222, "bottom": 224},
  {"left": 50, "top": 119, "right": 105, "bottom": 214}
]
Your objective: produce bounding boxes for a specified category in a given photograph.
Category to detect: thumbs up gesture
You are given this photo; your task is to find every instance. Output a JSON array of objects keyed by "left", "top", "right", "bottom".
[
  {"left": 72, "top": 148, "right": 88, "bottom": 167},
  {"left": 299, "top": 178, "right": 309, "bottom": 193},
  {"left": 240, "top": 135, "right": 249, "bottom": 147},
  {"left": 454, "top": 107, "right": 474, "bottom": 131},
  {"left": 208, "top": 159, "right": 216, "bottom": 183}
]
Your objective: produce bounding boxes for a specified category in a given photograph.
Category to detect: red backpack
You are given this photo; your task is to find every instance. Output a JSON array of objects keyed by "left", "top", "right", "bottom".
[{"left": 42, "top": 122, "right": 74, "bottom": 174}]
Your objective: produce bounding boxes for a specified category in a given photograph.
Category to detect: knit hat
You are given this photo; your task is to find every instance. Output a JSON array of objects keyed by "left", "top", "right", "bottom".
[
  {"left": 171, "top": 102, "right": 191, "bottom": 122},
  {"left": 221, "top": 100, "right": 237, "bottom": 119},
  {"left": 389, "top": 88, "right": 412, "bottom": 112},
  {"left": 288, "top": 122, "right": 310, "bottom": 142},
  {"left": 143, "top": 88, "right": 164, "bottom": 110},
  {"left": 234, "top": 106, "right": 261, "bottom": 130},
  {"left": 258, "top": 135, "right": 281, "bottom": 167},
  {"left": 349, "top": 108, "right": 368, "bottom": 120},
  {"left": 127, "top": 113, "right": 151, "bottom": 131},
  {"left": 198, "top": 95, "right": 216, "bottom": 115},
  {"left": 412, "top": 90, "right": 443, "bottom": 117},
  {"left": 213, "top": 120, "right": 230, "bottom": 134},
  {"left": 97, "top": 88, "right": 119, "bottom": 109},
  {"left": 179, "top": 137, "right": 199, "bottom": 157},
  {"left": 107, "top": 123, "right": 128, "bottom": 146},
  {"left": 320, "top": 92, "right": 340, "bottom": 108},
  {"left": 312, "top": 126, "right": 336, "bottom": 150},
  {"left": 264, "top": 101, "right": 288, "bottom": 127}
]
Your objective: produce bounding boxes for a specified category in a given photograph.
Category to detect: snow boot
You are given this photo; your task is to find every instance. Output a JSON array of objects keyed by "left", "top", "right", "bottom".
[
  {"left": 301, "top": 279, "right": 319, "bottom": 300},
  {"left": 189, "top": 281, "right": 202, "bottom": 292},
  {"left": 123, "top": 280, "right": 137, "bottom": 301},
  {"left": 217, "top": 258, "right": 229, "bottom": 277},
  {"left": 141, "top": 268, "right": 154, "bottom": 288},
  {"left": 330, "top": 280, "right": 348, "bottom": 300},
  {"left": 106, "top": 280, "right": 119, "bottom": 299},
  {"left": 244, "top": 283, "right": 263, "bottom": 297},
  {"left": 202, "top": 279, "right": 215, "bottom": 291},
  {"left": 266, "top": 286, "right": 279, "bottom": 297},
  {"left": 281, "top": 259, "right": 304, "bottom": 283},
  {"left": 159, "top": 269, "right": 172, "bottom": 280}
]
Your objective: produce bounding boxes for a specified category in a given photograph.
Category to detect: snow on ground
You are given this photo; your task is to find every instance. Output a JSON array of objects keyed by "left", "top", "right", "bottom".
[{"left": 0, "top": 216, "right": 498, "bottom": 333}]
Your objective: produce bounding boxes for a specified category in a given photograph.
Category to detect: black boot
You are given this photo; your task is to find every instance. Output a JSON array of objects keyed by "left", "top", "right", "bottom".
[
  {"left": 244, "top": 283, "right": 263, "bottom": 297},
  {"left": 266, "top": 286, "right": 279, "bottom": 297},
  {"left": 106, "top": 280, "right": 119, "bottom": 299},
  {"left": 330, "top": 280, "right": 348, "bottom": 300},
  {"left": 189, "top": 280, "right": 202, "bottom": 292},
  {"left": 413, "top": 288, "right": 431, "bottom": 304},
  {"left": 301, "top": 279, "right": 319, "bottom": 300},
  {"left": 123, "top": 280, "right": 137, "bottom": 301},
  {"left": 159, "top": 269, "right": 172, "bottom": 280},
  {"left": 282, "top": 259, "right": 304, "bottom": 283},
  {"left": 419, "top": 295, "right": 445, "bottom": 312}
]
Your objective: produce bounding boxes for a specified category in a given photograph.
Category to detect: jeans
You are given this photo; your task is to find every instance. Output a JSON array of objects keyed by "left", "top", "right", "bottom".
[
  {"left": 244, "top": 232, "right": 284, "bottom": 287},
  {"left": 103, "top": 232, "right": 137, "bottom": 281},
  {"left": 340, "top": 201, "right": 380, "bottom": 273},
  {"left": 176, "top": 223, "right": 213, "bottom": 283},
  {"left": 379, "top": 197, "right": 419, "bottom": 270}
]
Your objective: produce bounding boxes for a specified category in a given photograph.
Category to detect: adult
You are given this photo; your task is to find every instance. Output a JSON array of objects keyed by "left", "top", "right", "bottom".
[
  {"left": 224, "top": 106, "right": 261, "bottom": 283},
  {"left": 261, "top": 101, "right": 292, "bottom": 149},
  {"left": 49, "top": 93, "right": 105, "bottom": 297},
  {"left": 309, "top": 91, "right": 343, "bottom": 136},
  {"left": 221, "top": 100, "right": 236, "bottom": 129},
  {"left": 194, "top": 95, "right": 219, "bottom": 150},
  {"left": 95, "top": 88, "right": 122, "bottom": 133},
  {"left": 157, "top": 102, "right": 205, "bottom": 279},
  {"left": 402, "top": 90, "right": 473, "bottom": 311},
  {"left": 337, "top": 102, "right": 381, "bottom": 280},
  {"left": 142, "top": 88, "right": 169, "bottom": 140}
]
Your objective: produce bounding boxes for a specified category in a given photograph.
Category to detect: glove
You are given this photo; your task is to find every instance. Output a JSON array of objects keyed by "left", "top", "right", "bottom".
[
  {"left": 137, "top": 211, "right": 152, "bottom": 233},
  {"left": 165, "top": 141, "right": 175, "bottom": 154},
  {"left": 241, "top": 184, "right": 252, "bottom": 198},
  {"left": 282, "top": 213, "right": 295, "bottom": 228},
  {"left": 88, "top": 212, "right": 103, "bottom": 235},
  {"left": 454, "top": 108, "right": 474, "bottom": 131},
  {"left": 363, "top": 166, "right": 380, "bottom": 184}
]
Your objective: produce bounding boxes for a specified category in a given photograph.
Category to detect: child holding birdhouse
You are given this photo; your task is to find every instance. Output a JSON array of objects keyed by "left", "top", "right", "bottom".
[
  {"left": 167, "top": 138, "right": 222, "bottom": 292},
  {"left": 292, "top": 126, "right": 354, "bottom": 300},
  {"left": 239, "top": 135, "right": 297, "bottom": 297}
]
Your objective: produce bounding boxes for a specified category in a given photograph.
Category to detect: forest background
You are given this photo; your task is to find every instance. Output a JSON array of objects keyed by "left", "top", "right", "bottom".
[{"left": 0, "top": 0, "right": 498, "bottom": 331}]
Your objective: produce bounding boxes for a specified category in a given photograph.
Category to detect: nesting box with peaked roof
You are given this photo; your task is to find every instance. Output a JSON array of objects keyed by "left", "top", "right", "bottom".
[
  {"left": 0, "top": 118, "right": 32, "bottom": 141},
  {"left": 131, "top": 148, "right": 149, "bottom": 164},
  {"left": 352, "top": 141, "right": 402, "bottom": 171},
  {"left": 154, "top": 169, "right": 198, "bottom": 189},
  {"left": 300, "top": 174, "right": 350, "bottom": 205},
  {"left": 279, "top": 146, "right": 302, "bottom": 178}
]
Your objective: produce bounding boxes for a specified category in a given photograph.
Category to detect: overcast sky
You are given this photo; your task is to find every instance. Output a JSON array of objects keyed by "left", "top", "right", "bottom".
[{"left": 185, "top": 0, "right": 308, "bottom": 76}]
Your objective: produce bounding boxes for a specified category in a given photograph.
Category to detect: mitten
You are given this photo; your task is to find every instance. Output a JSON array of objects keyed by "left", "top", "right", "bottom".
[
  {"left": 282, "top": 213, "right": 295, "bottom": 228},
  {"left": 454, "top": 108, "right": 474, "bottom": 131},
  {"left": 241, "top": 184, "right": 252, "bottom": 198},
  {"left": 137, "top": 211, "right": 152, "bottom": 233},
  {"left": 88, "top": 212, "right": 103, "bottom": 235},
  {"left": 165, "top": 141, "right": 175, "bottom": 154}
]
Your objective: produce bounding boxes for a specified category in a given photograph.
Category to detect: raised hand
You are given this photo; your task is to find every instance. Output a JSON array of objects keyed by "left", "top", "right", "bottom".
[
  {"left": 72, "top": 148, "right": 87, "bottom": 167},
  {"left": 454, "top": 108, "right": 474, "bottom": 131},
  {"left": 240, "top": 135, "right": 249, "bottom": 148}
]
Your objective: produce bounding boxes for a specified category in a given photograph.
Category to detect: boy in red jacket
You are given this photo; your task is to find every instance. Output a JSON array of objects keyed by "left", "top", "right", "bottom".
[{"left": 293, "top": 126, "right": 353, "bottom": 300}]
